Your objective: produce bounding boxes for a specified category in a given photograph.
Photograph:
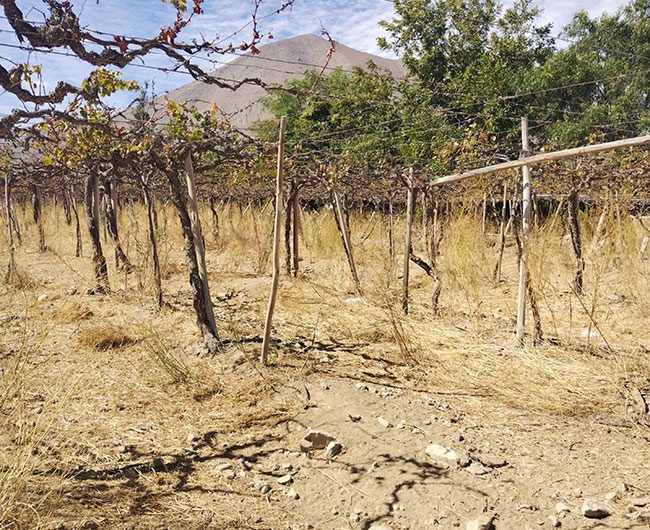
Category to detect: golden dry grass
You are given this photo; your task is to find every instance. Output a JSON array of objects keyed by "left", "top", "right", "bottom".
[{"left": 0, "top": 197, "right": 649, "bottom": 528}]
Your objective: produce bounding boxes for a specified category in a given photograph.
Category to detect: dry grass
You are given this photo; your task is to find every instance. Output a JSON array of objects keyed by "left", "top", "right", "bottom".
[
  {"left": 0, "top": 196, "right": 648, "bottom": 527},
  {"left": 77, "top": 322, "right": 138, "bottom": 351}
]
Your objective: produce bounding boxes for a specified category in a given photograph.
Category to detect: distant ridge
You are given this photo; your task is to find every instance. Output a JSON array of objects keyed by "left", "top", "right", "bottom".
[{"left": 148, "top": 34, "right": 405, "bottom": 131}]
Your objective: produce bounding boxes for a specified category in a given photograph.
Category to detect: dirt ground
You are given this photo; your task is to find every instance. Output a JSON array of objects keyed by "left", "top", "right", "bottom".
[{"left": 1, "top": 205, "right": 649, "bottom": 530}]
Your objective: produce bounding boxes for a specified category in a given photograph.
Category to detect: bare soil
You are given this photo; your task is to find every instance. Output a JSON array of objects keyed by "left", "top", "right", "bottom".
[{"left": 1, "top": 208, "right": 649, "bottom": 530}]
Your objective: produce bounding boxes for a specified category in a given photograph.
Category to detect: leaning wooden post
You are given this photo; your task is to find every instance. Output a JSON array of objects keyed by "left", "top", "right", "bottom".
[
  {"left": 516, "top": 117, "right": 533, "bottom": 344},
  {"left": 261, "top": 116, "right": 286, "bottom": 365},
  {"left": 185, "top": 153, "right": 218, "bottom": 337},
  {"left": 292, "top": 186, "right": 300, "bottom": 277},
  {"left": 402, "top": 166, "right": 415, "bottom": 314},
  {"left": 4, "top": 173, "right": 15, "bottom": 281}
]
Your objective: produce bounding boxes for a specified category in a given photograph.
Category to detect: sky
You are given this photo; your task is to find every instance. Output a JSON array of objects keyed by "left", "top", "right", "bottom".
[{"left": 0, "top": 0, "right": 631, "bottom": 116}]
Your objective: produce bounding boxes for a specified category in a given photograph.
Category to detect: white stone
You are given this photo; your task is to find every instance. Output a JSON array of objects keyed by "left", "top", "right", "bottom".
[
  {"left": 276, "top": 474, "right": 293, "bottom": 485},
  {"left": 547, "top": 515, "right": 561, "bottom": 527},
  {"left": 465, "top": 514, "right": 494, "bottom": 530},
  {"left": 425, "top": 443, "right": 459, "bottom": 463},
  {"left": 325, "top": 441, "right": 343, "bottom": 459},
  {"left": 467, "top": 461, "right": 489, "bottom": 476},
  {"left": 555, "top": 502, "right": 570, "bottom": 514},
  {"left": 581, "top": 500, "right": 610, "bottom": 519},
  {"left": 377, "top": 416, "right": 392, "bottom": 428}
]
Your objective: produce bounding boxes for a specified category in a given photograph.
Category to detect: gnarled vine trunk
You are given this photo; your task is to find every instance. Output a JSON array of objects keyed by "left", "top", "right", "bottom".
[
  {"left": 166, "top": 167, "right": 219, "bottom": 352},
  {"left": 102, "top": 179, "right": 132, "bottom": 272},
  {"left": 31, "top": 184, "right": 46, "bottom": 252},
  {"left": 84, "top": 173, "right": 109, "bottom": 294},
  {"left": 567, "top": 190, "right": 585, "bottom": 294}
]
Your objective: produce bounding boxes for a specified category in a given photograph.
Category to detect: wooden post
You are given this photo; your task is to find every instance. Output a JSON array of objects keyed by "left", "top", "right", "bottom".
[
  {"left": 4, "top": 174, "right": 15, "bottom": 281},
  {"left": 388, "top": 197, "right": 395, "bottom": 262},
  {"left": 185, "top": 153, "right": 217, "bottom": 335},
  {"left": 493, "top": 181, "right": 508, "bottom": 282},
  {"left": 516, "top": 117, "right": 532, "bottom": 344},
  {"left": 481, "top": 191, "right": 487, "bottom": 234},
  {"left": 292, "top": 186, "right": 300, "bottom": 277},
  {"left": 402, "top": 166, "right": 415, "bottom": 314},
  {"left": 261, "top": 116, "right": 286, "bottom": 366},
  {"left": 332, "top": 189, "right": 362, "bottom": 296}
]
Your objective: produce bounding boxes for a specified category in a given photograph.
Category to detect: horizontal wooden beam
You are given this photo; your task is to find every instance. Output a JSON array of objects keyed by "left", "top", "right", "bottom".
[{"left": 432, "top": 134, "right": 650, "bottom": 187}]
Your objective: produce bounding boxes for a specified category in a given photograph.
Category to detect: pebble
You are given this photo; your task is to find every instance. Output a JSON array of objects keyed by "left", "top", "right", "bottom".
[
  {"left": 604, "top": 491, "right": 618, "bottom": 501},
  {"left": 215, "top": 462, "right": 232, "bottom": 472},
  {"left": 631, "top": 498, "right": 648, "bottom": 507},
  {"left": 451, "top": 433, "right": 465, "bottom": 443},
  {"left": 425, "top": 443, "right": 459, "bottom": 464},
  {"left": 276, "top": 474, "right": 293, "bottom": 485},
  {"left": 286, "top": 488, "right": 300, "bottom": 500},
  {"left": 555, "top": 502, "right": 570, "bottom": 514},
  {"left": 581, "top": 500, "right": 610, "bottom": 519},
  {"left": 465, "top": 514, "right": 494, "bottom": 530},
  {"left": 616, "top": 482, "right": 629, "bottom": 493},
  {"left": 37, "top": 294, "right": 48, "bottom": 302},
  {"left": 547, "top": 515, "right": 560, "bottom": 527},
  {"left": 355, "top": 383, "right": 369, "bottom": 391},
  {"left": 467, "top": 461, "right": 489, "bottom": 476},
  {"left": 348, "top": 413, "right": 361, "bottom": 422},
  {"left": 377, "top": 416, "right": 392, "bottom": 428},
  {"left": 325, "top": 441, "right": 343, "bottom": 459},
  {"left": 300, "top": 430, "right": 335, "bottom": 452},
  {"left": 66, "top": 286, "right": 77, "bottom": 295},
  {"left": 395, "top": 420, "right": 406, "bottom": 430},
  {"left": 222, "top": 470, "right": 235, "bottom": 480},
  {"left": 478, "top": 454, "right": 508, "bottom": 468},
  {"left": 252, "top": 477, "right": 270, "bottom": 494},
  {"left": 320, "top": 382, "right": 330, "bottom": 390}
]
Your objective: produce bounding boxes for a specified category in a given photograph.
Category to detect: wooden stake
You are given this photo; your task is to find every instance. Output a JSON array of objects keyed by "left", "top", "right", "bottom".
[
  {"left": 516, "top": 117, "right": 532, "bottom": 344},
  {"left": 292, "top": 186, "right": 300, "bottom": 277},
  {"left": 332, "top": 189, "right": 362, "bottom": 296},
  {"left": 261, "top": 116, "right": 286, "bottom": 365},
  {"left": 185, "top": 152, "right": 217, "bottom": 336},
  {"left": 402, "top": 167, "right": 415, "bottom": 314}
]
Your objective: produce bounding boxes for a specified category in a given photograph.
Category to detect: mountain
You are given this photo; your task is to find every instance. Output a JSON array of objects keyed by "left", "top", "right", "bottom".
[{"left": 144, "top": 34, "right": 404, "bottom": 131}]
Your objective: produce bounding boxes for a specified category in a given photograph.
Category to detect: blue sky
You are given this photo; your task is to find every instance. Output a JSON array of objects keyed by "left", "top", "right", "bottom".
[{"left": 0, "top": 0, "right": 630, "bottom": 115}]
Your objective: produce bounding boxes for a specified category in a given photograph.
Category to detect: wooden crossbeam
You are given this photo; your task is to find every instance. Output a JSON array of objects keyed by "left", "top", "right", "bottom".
[{"left": 432, "top": 134, "right": 650, "bottom": 186}]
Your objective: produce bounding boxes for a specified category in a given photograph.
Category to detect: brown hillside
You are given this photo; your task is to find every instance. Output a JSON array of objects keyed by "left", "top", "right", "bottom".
[{"left": 144, "top": 33, "right": 404, "bottom": 130}]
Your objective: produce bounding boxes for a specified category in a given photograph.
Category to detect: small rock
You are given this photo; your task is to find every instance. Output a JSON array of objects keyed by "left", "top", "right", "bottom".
[
  {"left": 425, "top": 443, "right": 459, "bottom": 464},
  {"left": 630, "top": 498, "right": 648, "bottom": 507},
  {"left": 252, "top": 477, "right": 270, "bottom": 494},
  {"left": 467, "top": 461, "right": 489, "bottom": 476},
  {"left": 66, "top": 286, "right": 77, "bottom": 295},
  {"left": 451, "top": 433, "right": 465, "bottom": 443},
  {"left": 344, "top": 296, "right": 362, "bottom": 306},
  {"left": 276, "top": 474, "right": 293, "bottom": 485},
  {"left": 286, "top": 488, "right": 300, "bottom": 500},
  {"left": 581, "top": 500, "right": 610, "bottom": 519},
  {"left": 616, "top": 482, "right": 629, "bottom": 493},
  {"left": 478, "top": 454, "right": 508, "bottom": 468},
  {"left": 215, "top": 462, "right": 232, "bottom": 472},
  {"left": 457, "top": 453, "right": 471, "bottom": 468},
  {"left": 604, "top": 491, "right": 618, "bottom": 502},
  {"left": 37, "top": 294, "right": 48, "bottom": 302},
  {"left": 222, "top": 470, "right": 235, "bottom": 480},
  {"left": 395, "top": 420, "right": 406, "bottom": 430},
  {"left": 355, "top": 383, "right": 369, "bottom": 391},
  {"left": 300, "top": 430, "right": 335, "bottom": 452},
  {"left": 465, "top": 514, "right": 495, "bottom": 530},
  {"left": 187, "top": 433, "right": 199, "bottom": 443},
  {"left": 325, "top": 441, "right": 343, "bottom": 459},
  {"left": 320, "top": 382, "right": 330, "bottom": 390},
  {"left": 348, "top": 413, "right": 361, "bottom": 422},
  {"left": 282, "top": 463, "right": 293, "bottom": 471},
  {"left": 377, "top": 416, "right": 392, "bottom": 428},
  {"left": 547, "top": 515, "right": 561, "bottom": 527},
  {"left": 555, "top": 502, "right": 570, "bottom": 514}
]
